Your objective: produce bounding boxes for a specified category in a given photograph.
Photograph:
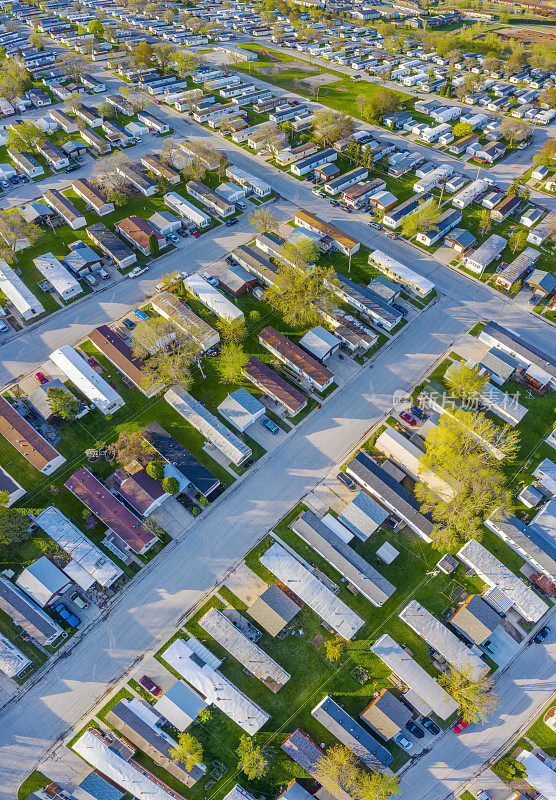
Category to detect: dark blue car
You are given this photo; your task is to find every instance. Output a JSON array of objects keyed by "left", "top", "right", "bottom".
[{"left": 411, "top": 406, "right": 428, "bottom": 421}]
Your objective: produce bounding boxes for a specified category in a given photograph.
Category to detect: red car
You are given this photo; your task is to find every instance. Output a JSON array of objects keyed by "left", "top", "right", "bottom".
[
  {"left": 191, "top": 230, "right": 200, "bottom": 238},
  {"left": 87, "top": 358, "right": 97, "bottom": 367},
  {"left": 453, "top": 718, "right": 469, "bottom": 734},
  {"left": 399, "top": 410, "right": 417, "bottom": 426},
  {"left": 35, "top": 372, "right": 48, "bottom": 385},
  {"left": 139, "top": 675, "right": 161, "bottom": 696}
]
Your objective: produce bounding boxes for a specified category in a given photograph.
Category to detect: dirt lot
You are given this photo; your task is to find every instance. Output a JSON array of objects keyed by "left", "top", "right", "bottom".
[
  {"left": 498, "top": 26, "right": 556, "bottom": 47},
  {"left": 258, "top": 60, "right": 316, "bottom": 74}
]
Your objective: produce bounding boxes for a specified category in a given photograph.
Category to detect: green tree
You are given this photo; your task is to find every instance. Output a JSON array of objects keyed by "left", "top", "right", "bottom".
[
  {"left": 266, "top": 259, "right": 338, "bottom": 327},
  {"left": 97, "top": 100, "right": 117, "bottom": 120},
  {"left": 509, "top": 229, "right": 527, "bottom": 253},
  {"left": 0, "top": 492, "right": 30, "bottom": 544},
  {"left": 363, "top": 88, "right": 400, "bottom": 122},
  {"left": 445, "top": 362, "right": 488, "bottom": 400},
  {"left": 324, "top": 637, "right": 345, "bottom": 662},
  {"left": 249, "top": 207, "right": 279, "bottom": 235},
  {"left": 452, "top": 121, "right": 473, "bottom": 139},
  {"left": 172, "top": 51, "right": 200, "bottom": 77},
  {"left": 216, "top": 317, "right": 247, "bottom": 346},
  {"left": 29, "top": 31, "right": 45, "bottom": 50},
  {"left": 198, "top": 706, "right": 213, "bottom": 723},
  {"left": 353, "top": 771, "right": 400, "bottom": 800},
  {"left": 46, "top": 387, "right": 80, "bottom": 420},
  {"left": 162, "top": 475, "right": 179, "bottom": 494},
  {"left": 478, "top": 209, "right": 492, "bottom": 237},
  {"left": 0, "top": 208, "right": 41, "bottom": 254},
  {"left": 6, "top": 121, "right": 46, "bottom": 154},
  {"left": 149, "top": 232, "right": 159, "bottom": 257},
  {"left": 169, "top": 733, "right": 203, "bottom": 771},
  {"left": 439, "top": 666, "right": 499, "bottom": 723},
  {"left": 496, "top": 756, "right": 527, "bottom": 782},
  {"left": 132, "top": 317, "right": 200, "bottom": 391},
  {"left": 153, "top": 42, "right": 176, "bottom": 73},
  {"left": 88, "top": 18, "right": 104, "bottom": 37},
  {"left": 401, "top": 201, "right": 442, "bottom": 239},
  {"left": 236, "top": 735, "right": 269, "bottom": 780},
  {"left": 134, "top": 41, "right": 153, "bottom": 67},
  {"left": 312, "top": 109, "right": 355, "bottom": 146},
  {"left": 500, "top": 117, "right": 531, "bottom": 146},
  {"left": 216, "top": 344, "right": 248, "bottom": 383},
  {"left": 146, "top": 460, "right": 165, "bottom": 481},
  {"left": 313, "top": 745, "right": 359, "bottom": 798}
]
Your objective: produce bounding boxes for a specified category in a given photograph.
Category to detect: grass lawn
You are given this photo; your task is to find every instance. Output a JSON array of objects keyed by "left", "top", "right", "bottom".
[
  {"left": 17, "top": 771, "right": 50, "bottom": 800},
  {"left": 522, "top": 699, "right": 556, "bottom": 756},
  {"left": 235, "top": 43, "right": 411, "bottom": 123}
]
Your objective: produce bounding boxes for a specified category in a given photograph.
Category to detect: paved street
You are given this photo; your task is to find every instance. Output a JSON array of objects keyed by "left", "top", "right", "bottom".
[{"left": 0, "top": 53, "right": 555, "bottom": 800}]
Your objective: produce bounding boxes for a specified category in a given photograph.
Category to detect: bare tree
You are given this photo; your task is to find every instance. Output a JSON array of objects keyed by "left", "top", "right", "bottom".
[
  {"left": 57, "top": 51, "right": 90, "bottom": 81},
  {"left": 0, "top": 208, "right": 42, "bottom": 256},
  {"left": 91, "top": 151, "right": 131, "bottom": 193}
]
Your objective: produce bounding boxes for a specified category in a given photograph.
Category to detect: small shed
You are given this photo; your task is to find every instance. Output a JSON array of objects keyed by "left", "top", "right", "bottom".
[
  {"left": 518, "top": 484, "right": 543, "bottom": 508},
  {"left": 27, "top": 378, "right": 83, "bottom": 421},
  {"left": 248, "top": 583, "right": 301, "bottom": 636},
  {"left": 154, "top": 680, "right": 207, "bottom": 731},
  {"left": 367, "top": 276, "right": 401, "bottom": 303},
  {"left": 16, "top": 556, "right": 72, "bottom": 607},
  {"left": 338, "top": 492, "right": 389, "bottom": 541},
  {"left": 217, "top": 387, "right": 265, "bottom": 432},
  {"left": 314, "top": 162, "right": 341, "bottom": 182},
  {"left": 299, "top": 326, "right": 341, "bottom": 362},
  {"left": 148, "top": 210, "right": 181, "bottom": 236},
  {"left": 360, "top": 689, "right": 413, "bottom": 741},
  {"left": 376, "top": 542, "right": 399, "bottom": 564},
  {"left": 218, "top": 265, "right": 258, "bottom": 298},
  {"left": 216, "top": 182, "right": 245, "bottom": 203}
]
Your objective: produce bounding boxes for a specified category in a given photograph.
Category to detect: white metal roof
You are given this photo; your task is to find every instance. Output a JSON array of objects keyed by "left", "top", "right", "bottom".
[
  {"left": 50, "top": 345, "right": 124, "bottom": 416},
  {"left": 217, "top": 388, "right": 264, "bottom": 431},
  {"left": 259, "top": 542, "right": 364, "bottom": 639},
  {"left": 165, "top": 385, "right": 251, "bottom": 465},
  {"left": 33, "top": 252, "right": 81, "bottom": 298},
  {"left": 370, "top": 634, "right": 458, "bottom": 719},
  {"left": 457, "top": 539, "right": 548, "bottom": 622},
  {"left": 321, "top": 512, "right": 353, "bottom": 543},
  {"left": 184, "top": 273, "right": 244, "bottom": 322},
  {"left": 369, "top": 250, "right": 434, "bottom": 295},
  {"left": 399, "top": 600, "right": 489, "bottom": 680},
  {"left": 0, "top": 259, "right": 45, "bottom": 318},
  {"left": 299, "top": 326, "right": 341, "bottom": 361},
  {"left": 162, "top": 637, "right": 269, "bottom": 734},
  {"left": 35, "top": 506, "right": 122, "bottom": 587},
  {"left": 154, "top": 680, "right": 207, "bottom": 732},
  {"left": 73, "top": 730, "right": 176, "bottom": 800},
  {"left": 16, "top": 556, "right": 70, "bottom": 607},
  {"left": 226, "top": 164, "right": 270, "bottom": 194},
  {"left": 0, "top": 632, "right": 31, "bottom": 677}
]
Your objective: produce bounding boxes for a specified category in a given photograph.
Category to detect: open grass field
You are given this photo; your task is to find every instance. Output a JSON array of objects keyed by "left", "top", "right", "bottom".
[{"left": 236, "top": 43, "right": 411, "bottom": 122}]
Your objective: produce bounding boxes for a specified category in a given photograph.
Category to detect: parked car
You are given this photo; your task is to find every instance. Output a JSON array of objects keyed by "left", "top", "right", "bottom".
[
  {"left": 128, "top": 265, "right": 149, "bottom": 278},
  {"left": 191, "top": 229, "right": 200, "bottom": 237},
  {"left": 421, "top": 717, "right": 440, "bottom": 736},
  {"left": 122, "top": 317, "right": 136, "bottom": 330},
  {"left": 70, "top": 591, "right": 89, "bottom": 610},
  {"left": 140, "top": 675, "right": 162, "bottom": 696},
  {"left": 236, "top": 201, "right": 246, "bottom": 210},
  {"left": 453, "top": 718, "right": 469, "bottom": 734},
  {"left": 97, "top": 267, "right": 110, "bottom": 280},
  {"left": 84, "top": 273, "right": 98, "bottom": 288},
  {"left": 405, "top": 720, "right": 425, "bottom": 739},
  {"left": 399, "top": 410, "right": 417, "bottom": 426},
  {"left": 337, "top": 471, "right": 356, "bottom": 490},
  {"left": 368, "top": 221, "right": 381, "bottom": 229},
  {"left": 168, "top": 233, "right": 180, "bottom": 243},
  {"left": 9, "top": 176, "right": 19, "bottom": 185},
  {"left": 65, "top": 164, "right": 80, "bottom": 173},
  {"left": 133, "top": 308, "right": 149, "bottom": 321},
  {"left": 260, "top": 416, "right": 279, "bottom": 435},
  {"left": 411, "top": 406, "right": 428, "bottom": 421},
  {"left": 226, "top": 217, "right": 239, "bottom": 226},
  {"left": 178, "top": 228, "right": 188, "bottom": 237},
  {"left": 35, "top": 372, "right": 48, "bottom": 384},
  {"left": 392, "top": 303, "right": 407, "bottom": 316},
  {"left": 54, "top": 602, "right": 80, "bottom": 628},
  {"left": 533, "top": 625, "right": 550, "bottom": 644},
  {"left": 394, "top": 733, "right": 413, "bottom": 751},
  {"left": 477, "top": 791, "right": 492, "bottom": 800},
  {"left": 203, "top": 272, "right": 218, "bottom": 286},
  {"left": 0, "top": 322, "right": 8, "bottom": 333}
]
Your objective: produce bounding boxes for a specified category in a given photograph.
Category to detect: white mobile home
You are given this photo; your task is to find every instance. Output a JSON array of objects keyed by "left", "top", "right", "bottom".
[
  {"left": 452, "top": 178, "right": 490, "bottom": 209},
  {"left": 164, "top": 192, "right": 210, "bottom": 229},
  {"left": 50, "top": 345, "right": 125, "bottom": 416},
  {"left": 34, "top": 253, "right": 82, "bottom": 301},
  {"left": 0, "top": 259, "right": 45, "bottom": 320},
  {"left": 465, "top": 234, "right": 506, "bottom": 275},
  {"left": 184, "top": 273, "right": 244, "bottom": 323}
]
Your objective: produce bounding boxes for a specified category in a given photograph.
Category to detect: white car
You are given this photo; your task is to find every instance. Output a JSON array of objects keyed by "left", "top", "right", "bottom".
[
  {"left": 393, "top": 733, "right": 413, "bottom": 751},
  {"left": 128, "top": 265, "right": 149, "bottom": 278},
  {"left": 312, "top": 188, "right": 322, "bottom": 196}
]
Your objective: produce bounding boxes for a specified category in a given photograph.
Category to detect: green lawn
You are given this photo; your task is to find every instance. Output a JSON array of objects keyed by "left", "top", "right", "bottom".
[
  {"left": 18, "top": 771, "right": 50, "bottom": 800},
  {"left": 522, "top": 699, "right": 556, "bottom": 756}
]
